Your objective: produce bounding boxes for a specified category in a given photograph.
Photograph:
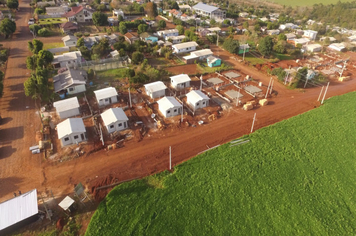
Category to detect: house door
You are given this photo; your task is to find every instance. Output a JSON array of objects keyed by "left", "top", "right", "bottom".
[
  {"left": 109, "top": 97, "right": 112, "bottom": 104},
  {"left": 81, "top": 134, "right": 85, "bottom": 140}
]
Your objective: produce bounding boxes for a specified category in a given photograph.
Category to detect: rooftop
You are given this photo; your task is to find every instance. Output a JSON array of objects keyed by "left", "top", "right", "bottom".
[
  {"left": 94, "top": 87, "right": 118, "bottom": 101},
  {"left": 186, "top": 90, "right": 209, "bottom": 103},
  {"left": 53, "top": 69, "right": 87, "bottom": 92},
  {"left": 57, "top": 118, "right": 86, "bottom": 139},
  {"left": 144, "top": 81, "right": 167, "bottom": 93},
  {"left": 157, "top": 96, "right": 182, "bottom": 110},
  {"left": 172, "top": 41, "right": 198, "bottom": 50},
  {"left": 53, "top": 97, "right": 80, "bottom": 113},
  {"left": 170, "top": 74, "right": 191, "bottom": 84},
  {"left": 101, "top": 107, "right": 128, "bottom": 126},
  {"left": 192, "top": 2, "right": 219, "bottom": 13}
]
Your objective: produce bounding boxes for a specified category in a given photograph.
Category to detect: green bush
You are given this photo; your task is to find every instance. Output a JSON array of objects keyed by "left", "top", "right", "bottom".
[
  {"left": 74, "top": 32, "right": 83, "bottom": 38},
  {"left": 84, "top": 32, "right": 90, "bottom": 37},
  {"left": 38, "top": 28, "right": 50, "bottom": 37}
]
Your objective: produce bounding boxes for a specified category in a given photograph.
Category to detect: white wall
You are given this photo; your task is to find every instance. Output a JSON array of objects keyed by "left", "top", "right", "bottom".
[
  {"left": 189, "top": 99, "right": 209, "bottom": 111},
  {"left": 64, "top": 40, "right": 77, "bottom": 47},
  {"left": 67, "top": 84, "right": 86, "bottom": 95},
  {"left": 172, "top": 81, "right": 190, "bottom": 89},
  {"left": 148, "top": 90, "right": 165, "bottom": 98},
  {"left": 105, "top": 120, "right": 128, "bottom": 133},
  {"left": 173, "top": 46, "right": 197, "bottom": 54},
  {"left": 60, "top": 132, "right": 86, "bottom": 146},
  {"left": 161, "top": 106, "right": 181, "bottom": 118},
  {"left": 98, "top": 96, "right": 118, "bottom": 106}
]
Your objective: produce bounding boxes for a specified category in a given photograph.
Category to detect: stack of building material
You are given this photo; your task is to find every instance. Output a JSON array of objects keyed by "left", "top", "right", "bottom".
[
  {"left": 243, "top": 103, "right": 253, "bottom": 110},
  {"left": 338, "top": 76, "right": 351, "bottom": 82},
  {"left": 259, "top": 99, "right": 268, "bottom": 106}
]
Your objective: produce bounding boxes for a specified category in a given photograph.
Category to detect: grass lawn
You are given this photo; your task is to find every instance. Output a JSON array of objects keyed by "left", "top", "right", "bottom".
[
  {"left": 197, "top": 62, "right": 232, "bottom": 73},
  {"left": 270, "top": 0, "right": 352, "bottom": 6},
  {"left": 244, "top": 53, "right": 266, "bottom": 65},
  {"left": 38, "top": 17, "right": 66, "bottom": 25},
  {"left": 96, "top": 68, "right": 127, "bottom": 81},
  {"left": 86, "top": 92, "right": 356, "bottom": 235},
  {"left": 43, "top": 42, "right": 64, "bottom": 50},
  {"left": 273, "top": 52, "right": 293, "bottom": 60}
]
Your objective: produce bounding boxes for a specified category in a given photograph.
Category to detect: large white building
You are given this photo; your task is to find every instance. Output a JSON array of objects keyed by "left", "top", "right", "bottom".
[
  {"left": 172, "top": 42, "right": 198, "bottom": 54},
  {"left": 192, "top": 2, "right": 226, "bottom": 20},
  {"left": 157, "top": 29, "right": 179, "bottom": 38}
]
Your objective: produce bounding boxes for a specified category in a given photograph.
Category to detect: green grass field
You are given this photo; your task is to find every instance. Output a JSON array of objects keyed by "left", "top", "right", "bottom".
[
  {"left": 86, "top": 92, "right": 356, "bottom": 235},
  {"left": 269, "top": 0, "right": 353, "bottom": 6}
]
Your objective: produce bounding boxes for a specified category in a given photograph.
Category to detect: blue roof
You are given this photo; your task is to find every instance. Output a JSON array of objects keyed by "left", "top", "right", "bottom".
[{"left": 193, "top": 2, "right": 219, "bottom": 13}]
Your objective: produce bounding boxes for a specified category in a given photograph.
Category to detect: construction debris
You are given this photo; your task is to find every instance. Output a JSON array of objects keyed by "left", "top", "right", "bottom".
[
  {"left": 259, "top": 99, "right": 269, "bottom": 106},
  {"left": 338, "top": 76, "right": 351, "bottom": 82},
  {"left": 243, "top": 103, "right": 253, "bottom": 111}
]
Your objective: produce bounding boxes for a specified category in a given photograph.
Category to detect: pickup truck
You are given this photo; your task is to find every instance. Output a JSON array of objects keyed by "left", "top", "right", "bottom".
[{"left": 28, "top": 18, "right": 35, "bottom": 25}]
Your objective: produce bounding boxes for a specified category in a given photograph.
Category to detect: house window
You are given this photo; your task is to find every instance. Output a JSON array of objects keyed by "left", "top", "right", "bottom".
[
  {"left": 118, "top": 123, "right": 122, "bottom": 127},
  {"left": 74, "top": 135, "right": 79, "bottom": 139},
  {"left": 73, "top": 42, "right": 75, "bottom": 44},
  {"left": 174, "top": 109, "right": 177, "bottom": 112},
  {"left": 79, "top": 15, "right": 82, "bottom": 17},
  {"left": 167, "top": 110, "right": 171, "bottom": 114},
  {"left": 202, "top": 102, "right": 205, "bottom": 105},
  {"left": 110, "top": 125, "right": 114, "bottom": 129},
  {"left": 196, "top": 102, "right": 199, "bottom": 106},
  {"left": 69, "top": 87, "right": 74, "bottom": 91},
  {"left": 64, "top": 137, "right": 69, "bottom": 141},
  {"left": 105, "top": 98, "right": 109, "bottom": 102}
]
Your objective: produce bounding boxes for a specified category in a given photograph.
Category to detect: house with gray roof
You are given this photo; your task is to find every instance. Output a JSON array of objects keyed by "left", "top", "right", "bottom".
[
  {"left": 62, "top": 35, "right": 77, "bottom": 48},
  {"left": 53, "top": 97, "right": 80, "bottom": 119},
  {"left": 52, "top": 51, "right": 82, "bottom": 68},
  {"left": 53, "top": 69, "right": 87, "bottom": 95},
  {"left": 192, "top": 2, "right": 226, "bottom": 20},
  {"left": 46, "top": 6, "right": 67, "bottom": 17}
]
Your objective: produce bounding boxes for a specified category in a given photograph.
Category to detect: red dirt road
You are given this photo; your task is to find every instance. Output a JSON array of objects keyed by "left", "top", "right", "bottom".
[{"left": 1, "top": 13, "right": 356, "bottom": 204}]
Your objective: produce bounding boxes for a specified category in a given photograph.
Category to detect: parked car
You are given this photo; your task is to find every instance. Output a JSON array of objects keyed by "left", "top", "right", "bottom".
[{"left": 28, "top": 18, "right": 35, "bottom": 25}]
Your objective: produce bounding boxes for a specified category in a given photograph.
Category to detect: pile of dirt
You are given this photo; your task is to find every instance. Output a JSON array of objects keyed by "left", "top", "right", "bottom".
[{"left": 90, "top": 175, "right": 119, "bottom": 201}]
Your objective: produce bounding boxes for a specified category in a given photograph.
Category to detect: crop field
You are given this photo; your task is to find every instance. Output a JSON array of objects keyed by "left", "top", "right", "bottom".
[
  {"left": 269, "top": 0, "right": 353, "bottom": 7},
  {"left": 86, "top": 92, "right": 356, "bottom": 235}
]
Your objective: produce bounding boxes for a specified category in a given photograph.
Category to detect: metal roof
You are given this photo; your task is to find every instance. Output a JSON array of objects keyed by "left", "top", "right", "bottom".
[
  {"left": 193, "top": 2, "right": 219, "bottom": 13},
  {"left": 172, "top": 41, "right": 198, "bottom": 50},
  {"left": 57, "top": 118, "right": 86, "bottom": 139},
  {"left": 58, "top": 196, "right": 75, "bottom": 211},
  {"left": 207, "top": 27, "right": 221, "bottom": 32},
  {"left": 94, "top": 87, "right": 118, "bottom": 101},
  {"left": 158, "top": 29, "right": 178, "bottom": 35},
  {"left": 61, "top": 35, "right": 77, "bottom": 42},
  {"left": 157, "top": 96, "right": 182, "bottom": 111},
  {"left": 186, "top": 90, "right": 209, "bottom": 104},
  {"left": 144, "top": 81, "right": 167, "bottom": 93},
  {"left": 53, "top": 69, "right": 87, "bottom": 93},
  {"left": 191, "top": 49, "right": 213, "bottom": 57},
  {"left": 101, "top": 108, "right": 128, "bottom": 127},
  {"left": 53, "top": 51, "right": 81, "bottom": 63},
  {"left": 170, "top": 74, "right": 191, "bottom": 84},
  {"left": 53, "top": 97, "right": 80, "bottom": 113},
  {"left": 110, "top": 50, "right": 119, "bottom": 57},
  {"left": 0, "top": 189, "right": 38, "bottom": 231}
]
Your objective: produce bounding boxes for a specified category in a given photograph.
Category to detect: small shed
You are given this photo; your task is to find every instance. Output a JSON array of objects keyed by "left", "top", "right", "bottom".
[
  {"left": 53, "top": 97, "right": 80, "bottom": 119},
  {"left": 101, "top": 107, "right": 129, "bottom": 133},
  {"left": 157, "top": 96, "right": 182, "bottom": 118},
  {"left": 238, "top": 44, "right": 250, "bottom": 54},
  {"left": 186, "top": 90, "right": 209, "bottom": 111},
  {"left": 94, "top": 87, "right": 118, "bottom": 107},
  {"left": 207, "top": 56, "right": 221, "bottom": 67},
  {"left": 57, "top": 118, "right": 87, "bottom": 147},
  {"left": 0, "top": 189, "right": 38, "bottom": 235},
  {"left": 170, "top": 74, "right": 191, "bottom": 89},
  {"left": 144, "top": 81, "right": 167, "bottom": 98},
  {"left": 58, "top": 196, "right": 75, "bottom": 212}
]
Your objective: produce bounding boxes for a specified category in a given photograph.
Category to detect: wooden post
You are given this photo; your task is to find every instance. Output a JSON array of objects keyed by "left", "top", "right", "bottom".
[
  {"left": 269, "top": 79, "right": 274, "bottom": 94},
  {"left": 250, "top": 113, "right": 256, "bottom": 133},
  {"left": 321, "top": 82, "right": 330, "bottom": 104},
  {"left": 128, "top": 88, "right": 132, "bottom": 108},
  {"left": 265, "top": 78, "right": 272, "bottom": 99},
  {"left": 169, "top": 146, "right": 172, "bottom": 170}
]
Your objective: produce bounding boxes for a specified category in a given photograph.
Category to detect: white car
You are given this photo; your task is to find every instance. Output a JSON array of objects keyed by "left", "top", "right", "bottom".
[{"left": 28, "top": 18, "right": 35, "bottom": 25}]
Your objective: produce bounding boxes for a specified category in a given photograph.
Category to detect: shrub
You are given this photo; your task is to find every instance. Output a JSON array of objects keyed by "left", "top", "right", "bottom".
[
  {"left": 84, "top": 32, "right": 90, "bottom": 37},
  {"left": 38, "top": 28, "right": 50, "bottom": 37},
  {"left": 74, "top": 32, "right": 83, "bottom": 38}
]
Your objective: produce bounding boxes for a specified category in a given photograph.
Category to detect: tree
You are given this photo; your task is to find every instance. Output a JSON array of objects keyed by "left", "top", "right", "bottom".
[
  {"left": 28, "top": 39, "right": 43, "bottom": 54},
  {"left": 29, "top": 24, "right": 40, "bottom": 34},
  {"left": 92, "top": 11, "right": 108, "bottom": 26},
  {"left": 6, "top": 0, "right": 18, "bottom": 9},
  {"left": 118, "top": 15, "right": 124, "bottom": 22},
  {"left": 91, "top": 38, "right": 110, "bottom": 58},
  {"left": 273, "top": 41, "right": 287, "bottom": 54},
  {"left": 293, "top": 67, "right": 308, "bottom": 88},
  {"left": 138, "top": 24, "right": 148, "bottom": 34},
  {"left": 176, "top": 25, "right": 184, "bottom": 35},
  {"left": 132, "top": 51, "right": 144, "bottom": 64},
  {"left": 223, "top": 38, "right": 240, "bottom": 54},
  {"left": 38, "top": 50, "right": 53, "bottom": 67},
  {"left": 26, "top": 56, "right": 36, "bottom": 70},
  {"left": 79, "top": 46, "right": 91, "bottom": 60},
  {"left": 145, "top": 2, "right": 157, "bottom": 19},
  {"left": 210, "top": 19, "right": 216, "bottom": 26},
  {"left": 278, "top": 33, "right": 287, "bottom": 41},
  {"left": 172, "top": 1, "right": 179, "bottom": 10},
  {"left": 271, "top": 67, "right": 287, "bottom": 82},
  {"left": 125, "top": 68, "right": 135, "bottom": 78},
  {"left": 243, "top": 21, "right": 249, "bottom": 29},
  {"left": 127, "top": 4, "right": 134, "bottom": 15},
  {"left": 158, "top": 19, "right": 166, "bottom": 28},
  {"left": 38, "top": 28, "right": 50, "bottom": 37},
  {"left": 69, "top": 2, "right": 77, "bottom": 7},
  {"left": 119, "top": 22, "right": 127, "bottom": 35},
  {"left": 258, "top": 36, "right": 274, "bottom": 57},
  {"left": 0, "top": 18, "right": 16, "bottom": 38},
  {"left": 77, "top": 37, "right": 84, "bottom": 47},
  {"left": 223, "top": 19, "right": 231, "bottom": 25},
  {"left": 34, "top": 7, "right": 44, "bottom": 15},
  {"left": 254, "top": 23, "right": 261, "bottom": 32}
]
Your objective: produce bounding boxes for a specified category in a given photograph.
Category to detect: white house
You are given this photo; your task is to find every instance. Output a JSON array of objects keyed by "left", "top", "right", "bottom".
[
  {"left": 144, "top": 81, "right": 167, "bottom": 98},
  {"left": 53, "top": 97, "right": 80, "bottom": 119},
  {"left": 186, "top": 90, "right": 209, "bottom": 111},
  {"left": 0, "top": 189, "right": 38, "bottom": 234},
  {"left": 171, "top": 74, "right": 191, "bottom": 89},
  {"left": 239, "top": 12, "right": 249, "bottom": 18},
  {"left": 207, "top": 27, "right": 221, "bottom": 34},
  {"left": 157, "top": 29, "right": 179, "bottom": 38},
  {"left": 303, "top": 43, "right": 322, "bottom": 52},
  {"left": 101, "top": 108, "right": 129, "bottom": 133},
  {"left": 53, "top": 69, "right": 87, "bottom": 95},
  {"left": 166, "top": 35, "right": 186, "bottom": 44},
  {"left": 303, "top": 30, "right": 318, "bottom": 40},
  {"left": 172, "top": 41, "right": 198, "bottom": 54},
  {"left": 113, "top": 9, "right": 124, "bottom": 18},
  {"left": 57, "top": 118, "right": 87, "bottom": 147},
  {"left": 320, "top": 36, "right": 336, "bottom": 43},
  {"left": 328, "top": 43, "right": 346, "bottom": 52},
  {"left": 94, "top": 87, "right": 118, "bottom": 107},
  {"left": 52, "top": 51, "right": 82, "bottom": 68},
  {"left": 192, "top": 2, "right": 226, "bottom": 20},
  {"left": 62, "top": 35, "right": 77, "bottom": 48},
  {"left": 157, "top": 96, "right": 182, "bottom": 118},
  {"left": 267, "top": 29, "right": 280, "bottom": 35},
  {"left": 46, "top": 6, "right": 67, "bottom": 17},
  {"left": 293, "top": 38, "right": 310, "bottom": 46},
  {"left": 182, "top": 49, "right": 213, "bottom": 64},
  {"left": 285, "top": 33, "right": 296, "bottom": 41}
]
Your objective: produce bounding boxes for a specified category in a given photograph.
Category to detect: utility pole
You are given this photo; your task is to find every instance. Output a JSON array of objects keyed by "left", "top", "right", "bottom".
[
  {"left": 250, "top": 113, "right": 256, "bottom": 133},
  {"left": 128, "top": 88, "right": 132, "bottom": 108},
  {"left": 181, "top": 103, "right": 183, "bottom": 123},
  {"left": 200, "top": 75, "right": 202, "bottom": 90},
  {"left": 242, "top": 45, "right": 246, "bottom": 61},
  {"left": 265, "top": 77, "right": 272, "bottom": 99},
  {"left": 169, "top": 146, "right": 172, "bottom": 170},
  {"left": 317, "top": 86, "right": 324, "bottom": 101},
  {"left": 321, "top": 82, "right": 330, "bottom": 104},
  {"left": 269, "top": 79, "right": 274, "bottom": 94}
]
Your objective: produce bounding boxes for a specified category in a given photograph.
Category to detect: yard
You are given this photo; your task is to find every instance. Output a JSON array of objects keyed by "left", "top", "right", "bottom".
[
  {"left": 86, "top": 91, "right": 356, "bottom": 235},
  {"left": 38, "top": 18, "right": 67, "bottom": 25},
  {"left": 43, "top": 42, "right": 64, "bottom": 50}
]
